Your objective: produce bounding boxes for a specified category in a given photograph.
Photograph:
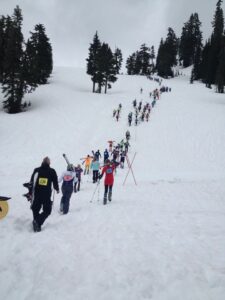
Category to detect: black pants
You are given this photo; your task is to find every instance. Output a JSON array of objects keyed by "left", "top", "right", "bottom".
[
  {"left": 74, "top": 180, "right": 81, "bottom": 192},
  {"left": 31, "top": 195, "right": 52, "bottom": 226},
  {"left": 104, "top": 185, "right": 113, "bottom": 204},
  {"left": 93, "top": 170, "right": 99, "bottom": 183}
]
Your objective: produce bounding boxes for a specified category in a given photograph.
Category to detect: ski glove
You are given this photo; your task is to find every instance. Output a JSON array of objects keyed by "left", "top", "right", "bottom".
[{"left": 98, "top": 174, "right": 103, "bottom": 180}]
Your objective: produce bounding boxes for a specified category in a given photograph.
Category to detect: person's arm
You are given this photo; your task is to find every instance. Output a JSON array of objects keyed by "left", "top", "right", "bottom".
[{"left": 52, "top": 169, "right": 59, "bottom": 192}]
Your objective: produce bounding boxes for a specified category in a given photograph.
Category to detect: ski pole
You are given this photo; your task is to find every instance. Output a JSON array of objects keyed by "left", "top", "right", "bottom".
[
  {"left": 90, "top": 180, "right": 100, "bottom": 203},
  {"left": 97, "top": 179, "right": 100, "bottom": 201},
  {"left": 126, "top": 153, "right": 137, "bottom": 185}
]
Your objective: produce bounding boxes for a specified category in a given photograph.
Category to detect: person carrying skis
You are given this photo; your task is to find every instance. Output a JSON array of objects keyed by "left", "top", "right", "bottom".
[
  {"left": 90, "top": 157, "right": 100, "bottom": 183},
  {"left": 125, "top": 130, "right": 131, "bottom": 141},
  {"left": 82, "top": 155, "right": 93, "bottom": 175},
  {"left": 99, "top": 159, "right": 119, "bottom": 205},
  {"left": 58, "top": 164, "right": 77, "bottom": 214},
  {"left": 92, "top": 149, "right": 101, "bottom": 161},
  {"left": 108, "top": 140, "right": 115, "bottom": 152},
  {"left": 29, "top": 157, "right": 59, "bottom": 232},
  {"left": 103, "top": 149, "right": 109, "bottom": 163},
  {"left": 74, "top": 164, "right": 83, "bottom": 192}
]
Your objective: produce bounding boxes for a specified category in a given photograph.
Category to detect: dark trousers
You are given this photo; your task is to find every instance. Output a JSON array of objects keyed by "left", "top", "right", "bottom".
[
  {"left": 104, "top": 185, "right": 113, "bottom": 204},
  {"left": 93, "top": 170, "right": 99, "bottom": 183},
  {"left": 74, "top": 180, "right": 81, "bottom": 192},
  {"left": 60, "top": 185, "right": 73, "bottom": 214},
  {"left": 32, "top": 195, "right": 52, "bottom": 226}
]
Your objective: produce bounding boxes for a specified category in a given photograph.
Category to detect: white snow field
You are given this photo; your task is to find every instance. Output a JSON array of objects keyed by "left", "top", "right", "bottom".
[{"left": 0, "top": 67, "right": 225, "bottom": 300}]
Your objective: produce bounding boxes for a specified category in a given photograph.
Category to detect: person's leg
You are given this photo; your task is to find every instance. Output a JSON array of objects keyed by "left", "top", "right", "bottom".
[
  {"left": 39, "top": 198, "right": 52, "bottom": 225},
  {"left": 108, "top": 185, "right": 113, "bottom": 201},
  {"left": 77, "top": 179, "right": 81, "bottom": 191},
  {"left": 31, "top": 197, "right": 42, "bottom": 231},
  {"left": 62, "top": 186, "right": 73, "bottom": 214},
  {"left": 104, "top": 185, "right": 108, "bottom": 205}
]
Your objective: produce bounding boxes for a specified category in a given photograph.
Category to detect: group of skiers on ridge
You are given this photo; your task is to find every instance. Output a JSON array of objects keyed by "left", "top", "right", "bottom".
[{"left": 26, "top": 130, "right": 131, "bottom": 232}]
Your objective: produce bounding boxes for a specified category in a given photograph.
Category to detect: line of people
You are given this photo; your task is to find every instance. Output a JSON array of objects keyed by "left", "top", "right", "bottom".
[{"left": 26, "top": 131, "right": 132, "bottom": 232}]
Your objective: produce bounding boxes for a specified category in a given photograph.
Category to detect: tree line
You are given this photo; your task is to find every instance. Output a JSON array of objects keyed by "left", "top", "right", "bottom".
[
  {"left": 0, "top": 6, "right": 53, "bottom": 113},
  {"left": 125, "top": 0, "right": 225, "bottom": 93}
]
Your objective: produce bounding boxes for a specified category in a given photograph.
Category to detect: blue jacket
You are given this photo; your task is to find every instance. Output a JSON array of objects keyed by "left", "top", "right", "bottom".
[{"left": 91, "top": 161, "right": 100, "bottom": 171}]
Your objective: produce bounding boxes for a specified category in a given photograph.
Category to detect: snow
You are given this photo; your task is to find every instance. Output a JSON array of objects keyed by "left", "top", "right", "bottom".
[{"left": 0, "top": 67, "right": 225, "bottom": 300}]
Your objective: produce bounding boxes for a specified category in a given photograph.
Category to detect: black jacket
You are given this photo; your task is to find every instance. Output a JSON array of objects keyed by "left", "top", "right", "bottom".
[{"left": 30, "top": 163, "right": 59, "bottom": 197}]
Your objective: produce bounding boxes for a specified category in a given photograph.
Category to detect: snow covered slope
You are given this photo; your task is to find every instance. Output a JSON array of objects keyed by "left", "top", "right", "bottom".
[{"left": 0, "top": 67, "right": 225, "bottom": 300}]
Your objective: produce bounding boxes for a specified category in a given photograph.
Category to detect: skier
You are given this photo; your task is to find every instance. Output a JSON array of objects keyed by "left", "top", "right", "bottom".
[
  {"left": 128, "top": 112, "right": 132, "bottom": 126},
  {"left": 103, "top": 149, "right": 109, "bottom": 163},
  {"left": 92, "top": 149, "right": 101, "bottom": 161},
  {"left": 29, "top": 157, "right": 59, "bottom": 232},
  {"left": 124, "top": 140, "right": 130, "bottom": 153},
  {"left": 74, "top": 164, "right": 83, "bottom": 192},
  {"left": 58, "top": 164, "right": 77, "bottom": 214},
  {"left": 133, "top": 99, "right": 137, "bottom": 108},
  {"left": 90, "top": 157, "right": 100, "bottom": 183},
  {"left": 125, "top": 130, "right": 131, "bottom": 141},
  {"left": 120, "top": 151, "right": 126, "bottom": 169},
  {"left": 99, "top": 159, "right": 119, "bottom": 205},
  {"left": 108, "top": 140, "right": 115, "bottom": 152},
  {"left": 81, "top": 155, "right": 93, "bottom": 175}
]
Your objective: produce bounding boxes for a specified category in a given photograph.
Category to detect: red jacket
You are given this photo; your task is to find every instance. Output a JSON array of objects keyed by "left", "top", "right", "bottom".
[{"left": 101, "top": 163, "right": 116, "bottom": 186}]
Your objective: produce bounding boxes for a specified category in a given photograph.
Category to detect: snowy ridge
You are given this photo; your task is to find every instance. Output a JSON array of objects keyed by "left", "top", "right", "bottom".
[{"left": 0, "top": 67, "right": 225, "bottom": 300}]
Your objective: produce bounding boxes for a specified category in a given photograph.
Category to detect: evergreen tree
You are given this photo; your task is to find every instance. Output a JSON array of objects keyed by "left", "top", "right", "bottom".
[
  {"left": 179, "top": 13, "right": 203, "bottom": 67},
  {"left": 126, "top": 53, "right": 136, "bottom": 75},
  {"left": 0, "top": 16, "right": 6, "bottom": 81},
  {"left": 2, "top": 6, "right": 24, "bottom": 113},
  {"left": 29, "top": 24, "right": 53, "bottom": 84},
  {"left": 114, "top": 47, "right": 123, "bottom": 74},
  {"left": 215, "top": 34, "right": 225, "bottom": 93},
  {"left": 156, "top": 28, "right": 178, "bottom": 78},
  {"left": 139, "top": 43, "right": 151, "bottom": 75},
  {"left": 86, "top": 31, "right": 101, "bottom": 92},
  {"left": 1, "top": 6, "right": 40, "bottom": 113},
  {"left": 96, "top": 43, "right": 117, "bottom": 94},
  {"left": 208, "top": 0, "right": 224, "bottom": 84}
]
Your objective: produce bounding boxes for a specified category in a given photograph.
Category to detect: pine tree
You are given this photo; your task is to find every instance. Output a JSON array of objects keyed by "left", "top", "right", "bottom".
[
  {"left": 114, "top": 47, "right": 123, "bottom": 74},
  {"left": 1, "top": 6, "right": 40, "bottom": 113},
  {"left": 139, "top": 44, "right": 151, "bottom": 75},
  {"left": 207, "top": 0, "right": 224, "bottom": 85},
  {"left": 2, "top": 6, "right": 24, "bottom": 113},
  {"left": 0, "top": 16, "right": 6, "bottom": 82},
  {"left": 29, "top": 24, "right": 53, "bottom": 84},
  {"left": 156, "top": 28, "right": 178, "bottom": 78},
  {"left": 86, "top": 31, "right": 101, "bottom": 92},
  {"left": 215, "top": 34, "right": 225, "bottom": 93},
  {"left": 126, "top": 53, "right": 136, "bottom": 75},
  {"left": 179, "top": 13, "right": 203, "bottom": 68},
  {"left": 96, "top": 43, "right": 117, "bottom": 94}
]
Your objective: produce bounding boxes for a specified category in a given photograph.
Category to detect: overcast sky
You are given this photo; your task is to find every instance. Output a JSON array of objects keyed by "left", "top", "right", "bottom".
[{"left": 1, "top": 0, "right": 225, "bottom": 67}]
